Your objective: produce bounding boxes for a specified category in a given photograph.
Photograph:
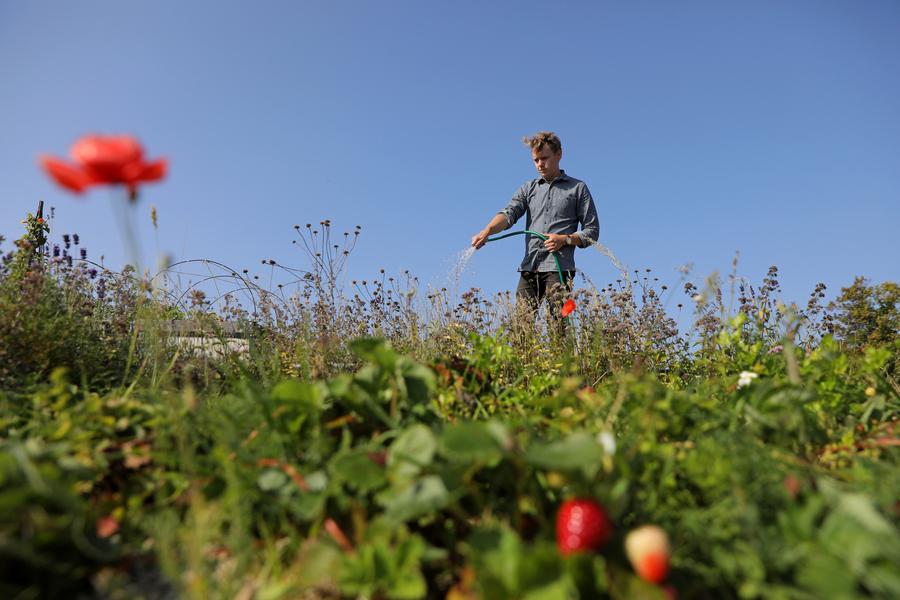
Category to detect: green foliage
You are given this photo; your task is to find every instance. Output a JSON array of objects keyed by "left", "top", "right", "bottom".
[
  {"left": 1, "top": 215, "right": 899, "bottom": 598},
  {"left": 5, "top": 335, "right": 897, "bottom": 598},
  {"left": 828, "top": 277, "right": 900, "bottom": 377},
  {"left": 830, "top": 277, "right": 900, "bottom": 350},
  {"left": 0, "top": 219, "right": 136, "bottom": 389},
  {"left": 0, "top": 439, "right": 113, "bottom": 598}
]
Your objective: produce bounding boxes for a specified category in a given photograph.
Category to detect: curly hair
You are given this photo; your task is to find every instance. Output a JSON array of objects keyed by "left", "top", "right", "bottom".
[{"left": 522, "top": 131, "right": 562, "bottom": 154}]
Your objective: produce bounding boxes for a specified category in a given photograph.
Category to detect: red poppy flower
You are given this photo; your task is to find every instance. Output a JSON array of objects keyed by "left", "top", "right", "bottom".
[
  {"left": 39, "top": 155, "right": 93, "bottom": 194},
  {"left": 40, "top": 134, "right": 167, "bottom": 197},
  {"left": 561, "top": 298, "right": 576, "bottom": 317}
]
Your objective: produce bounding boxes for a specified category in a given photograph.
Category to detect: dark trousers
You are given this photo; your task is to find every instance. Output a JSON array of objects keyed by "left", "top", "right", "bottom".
[{"left": 515, "top": 270, "right": 575, "bottom": 325}]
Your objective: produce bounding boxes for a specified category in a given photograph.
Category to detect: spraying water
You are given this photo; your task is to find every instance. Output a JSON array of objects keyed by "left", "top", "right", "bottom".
[
  {"left": 448, "top": 246, "right": 477, "bottom": 291},
  {"left": 586, "top": 239, "right": 630, "bottom": 285},
  {"left": 449, "top": 232, "right": 631, "bottom": 301}
]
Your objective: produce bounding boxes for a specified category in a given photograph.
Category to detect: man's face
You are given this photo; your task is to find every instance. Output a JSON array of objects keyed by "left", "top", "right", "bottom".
[{"left": 532, "top": 145, "right": 562, "bottom": 180}]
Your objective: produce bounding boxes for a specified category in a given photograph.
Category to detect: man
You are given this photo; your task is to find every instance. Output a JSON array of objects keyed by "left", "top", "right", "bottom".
[{"left": 471, "top": 132, "right": 599, "bottom": 319}]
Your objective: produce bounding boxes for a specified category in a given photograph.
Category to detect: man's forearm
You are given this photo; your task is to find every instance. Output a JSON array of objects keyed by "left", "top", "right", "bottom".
[
  {"left": 472, "top": 213, "right": 511, "bottom": 249},
  {"left": 483, "top": 213, "right": 509, "bottom": 235}
]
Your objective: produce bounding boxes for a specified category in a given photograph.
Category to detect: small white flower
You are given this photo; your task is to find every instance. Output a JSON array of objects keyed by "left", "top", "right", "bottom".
[
  {"left": 692, "top": 294, "right": 703, "bottom": 302},
  {"left": 597, "top": 431, "right": 616, "bottom": 456},
  {"left": 737, "top": 371, "right": 759, "bottom": 388}
]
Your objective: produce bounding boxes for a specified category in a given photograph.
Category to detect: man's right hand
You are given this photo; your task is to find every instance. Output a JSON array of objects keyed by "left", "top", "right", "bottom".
[
  {"left": 471, "top": 228, "right": 491, "bottom": 249},
  {"left": 472, "top": 215, "right": 509, "bottom": 249}
]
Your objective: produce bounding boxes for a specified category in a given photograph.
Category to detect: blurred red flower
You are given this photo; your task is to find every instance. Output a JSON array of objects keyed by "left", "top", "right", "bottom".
[
  {"left": 40, "top": 156, "right": 93, "bottom": 193},
  {"left": 40, "top": 134, "right": 167, "bottom": 198},
  {"left": 95, "top": 515, "right": 120, "bottom": 538},
  {"left": 561, "top": 298, "right": 576, "bottom": 317}
]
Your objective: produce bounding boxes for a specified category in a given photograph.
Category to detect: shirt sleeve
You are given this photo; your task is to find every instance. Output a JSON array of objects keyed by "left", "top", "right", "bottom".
[
  {"left": 576, "top": 183, "right": 599, "bottom": 247},
  {"left": 498, "top": 182, "right": 529, "bottom": 228}
]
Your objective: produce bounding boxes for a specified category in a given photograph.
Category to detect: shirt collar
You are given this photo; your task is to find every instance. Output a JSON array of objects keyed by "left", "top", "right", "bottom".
[{"left": 539, "top": 170, "right": 568, "bottom": 185}]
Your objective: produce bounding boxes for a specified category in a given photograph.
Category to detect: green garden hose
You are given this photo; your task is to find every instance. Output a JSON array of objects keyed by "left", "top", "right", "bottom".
[{"left": 485, "top": 229, "right": 565, "bottom": 285}]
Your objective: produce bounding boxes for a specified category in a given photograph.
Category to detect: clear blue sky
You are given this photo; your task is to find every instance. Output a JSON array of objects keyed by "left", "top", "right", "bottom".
[{"left": 2, "top": 1, "right": 898, "bottom": 313}]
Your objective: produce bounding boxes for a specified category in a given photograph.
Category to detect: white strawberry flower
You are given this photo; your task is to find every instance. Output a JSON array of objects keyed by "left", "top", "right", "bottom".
[
  {"left": 597, "top": 431, "right": 616, "bottom": 456},
  {"left": 737, "top": 371, "right": 759, "bottom": 388}
]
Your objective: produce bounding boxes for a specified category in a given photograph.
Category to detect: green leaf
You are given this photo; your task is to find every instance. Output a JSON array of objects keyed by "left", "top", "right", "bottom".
[
  {"left": 389, "top": 425, "right": 437, "bottom": 479},
  {"left": 305, "top": 470, "right": 329, "bottom": 492},
  {"left": 468, "top": 527, "right": 521, "bottom": 596},
  {"left": 836, "top": 493, "right": 894, "bottom": 536},
  {"left": 291, "top": 492, "right": 325, "bottom": 521},
  {"left": 796, "top": 552, "right": 856, "bottom": 598},
  {"left": 271, "top": 379, "right": 323, "bottom": 409},
  {"left": 380, "top": 475, "right": 448, "bottom": 523},
  {"left": 525, "top": 432, "right": 603, "bottom": 471},
  {"left": 401, "top": 361, "right": 436, "bottom": 404},
  {"left": 388, "top": 536, "right": 428, "bottom": 599},
  {"left": 388, "top": 570, "right": 427, "bottom": 600},
  {"left": 332, "top": 451, "right": 387, "bottom": 493},
  {"left": 522, "top": 578, "right": 571, "bottom": 600},
  {"left": 441, "top": 422, "right": 504, "bottom": 463},
  {"left": 351, "top": 337, "right": 399, "bottom": 370},
  {"left": 293, "top": 540, "right": 342, "bottom": 588},
  {"left": 258, "top": 469, "right": 288, "bottom": 491},
  {"left": 518, "top": 542, "right": 566, "bottom": 593},
  {"left": 338, "top": 535, "right": 427, "bottom": 600}
]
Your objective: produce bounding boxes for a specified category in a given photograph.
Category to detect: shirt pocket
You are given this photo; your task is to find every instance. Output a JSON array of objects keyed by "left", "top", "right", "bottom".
[{"left": 552, "top": 188, "right": 579, "bottom": 220}]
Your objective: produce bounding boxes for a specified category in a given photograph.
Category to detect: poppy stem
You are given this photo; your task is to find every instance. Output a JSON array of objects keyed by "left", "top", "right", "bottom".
[{"left": 111, "top": 188, "right": 142, "bottom": 272}]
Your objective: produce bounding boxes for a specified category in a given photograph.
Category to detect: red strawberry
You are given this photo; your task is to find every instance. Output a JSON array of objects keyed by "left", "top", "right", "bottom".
[
  {"left": 556, "top": 498, "right": 614, "bottom": 555},
  {"left": 625, "top": 525, "right": 670, "bottom": 583}
]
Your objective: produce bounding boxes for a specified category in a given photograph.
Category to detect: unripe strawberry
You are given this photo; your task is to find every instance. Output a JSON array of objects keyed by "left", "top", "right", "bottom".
[
  {"left": 625, "top": 525, "right": 670, "bottom": 583},
  {"left": 555, "top": 498, "right": 614, "bottom": 556}
]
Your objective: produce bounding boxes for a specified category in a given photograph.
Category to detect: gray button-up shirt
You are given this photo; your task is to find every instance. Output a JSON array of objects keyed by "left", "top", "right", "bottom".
[{"left": 498, "top": 171, "right": 599, "bottom": 272}]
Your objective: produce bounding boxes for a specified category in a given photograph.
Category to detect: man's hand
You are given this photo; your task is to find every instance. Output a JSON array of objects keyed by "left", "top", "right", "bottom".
[
  {"left": 543, "top": 233, "right": 568, "bottom": 252},
  {"left": 473, "top": 214, "right": 510, "bottom": 249},
  {"left": 471, "top": 228, "right": 492, "bottom": 249}
]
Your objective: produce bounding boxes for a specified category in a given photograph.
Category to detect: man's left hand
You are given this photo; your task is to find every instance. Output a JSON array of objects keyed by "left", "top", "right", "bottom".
[{"left": 543, "top": 233, "right": 568, "bottom": 252}]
